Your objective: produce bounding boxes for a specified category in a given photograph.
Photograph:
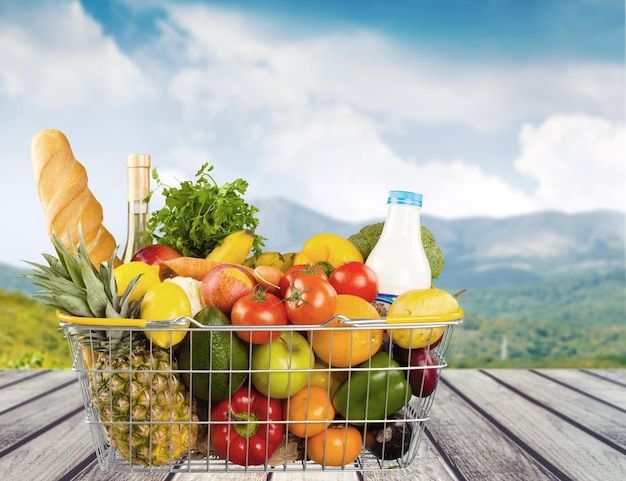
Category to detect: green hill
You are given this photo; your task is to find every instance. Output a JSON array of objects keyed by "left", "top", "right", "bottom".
[
  {"left": 447, "top": 268, "right": 626, "bottom": 368},
  {"left": 0, "top": 290, "right": 71, "bottom": 368},
  {"left": 457, "top": 268, "right": 626, "bottom": 325}
]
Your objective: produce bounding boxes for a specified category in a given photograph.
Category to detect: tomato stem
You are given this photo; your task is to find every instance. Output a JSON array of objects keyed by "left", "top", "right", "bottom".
[
  {"left": 284, "top": 283, "right": 312, "bottom": 307},
  {"left": 250, "top": 285, "right": 268, "bottom": 302}
]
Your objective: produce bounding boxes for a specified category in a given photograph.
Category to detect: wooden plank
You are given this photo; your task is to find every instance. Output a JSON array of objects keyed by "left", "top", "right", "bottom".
[
  {"left": 170, "top": 473, "right": 268, "bottom": 481},
  {"left": 580, "top": 369, "right": 626, "bottom": 386},
  {"left": 70, "top": 457, "right": 177, "bottom": 481},
  {"left": 0, "top": 380, "right": 84, "bottom": 452},
  {"left": 485, "top": 370, "right": 626, "bottom": 451},
  {"left": 0, "top": 369, "right": 51, "bottom": 388},
  {"left": 532, "top": 369, "right": 626, "bottom": 410},
  {"left": 441, "top": 370, "right": 626, "bottom": 481},
  {"left": 3, "top": 412, "right": 168, "bottom": 481},
  {"left": 4, "top": 369, "right": 622, "bottom": 481},
  {"left": 270, "top": 471, "right": 357, "bottom": 481},
  {"left": 425, "top": 377, "right": 562, "bottom": 481},
  {"left": 360, "top": 439, "right": 456, "bottom": 481},
  {"left": 0, "top": 370, "right": 77, "bottom": 414},
  {"left": 1, "top": 409, "right": 96, "bottom": 481}
]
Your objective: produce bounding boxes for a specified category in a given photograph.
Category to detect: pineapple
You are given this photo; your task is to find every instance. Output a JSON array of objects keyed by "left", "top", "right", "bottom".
[
  {"left": 91, "top": 337, "right": 199, "bottom": 466},
  {"left": 25, "top": 230, "right": 199, "bottom": 467}
]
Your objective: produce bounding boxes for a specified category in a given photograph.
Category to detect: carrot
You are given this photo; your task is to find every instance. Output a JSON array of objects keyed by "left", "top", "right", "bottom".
[{"left": 162, "top": 257, "right": 222, "bottom": 280}]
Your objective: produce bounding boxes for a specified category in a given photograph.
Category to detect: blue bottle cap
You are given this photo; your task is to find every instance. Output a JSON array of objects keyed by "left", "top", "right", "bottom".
[{"left": 388, "top": 190, "right": 423, "bottom": 207}]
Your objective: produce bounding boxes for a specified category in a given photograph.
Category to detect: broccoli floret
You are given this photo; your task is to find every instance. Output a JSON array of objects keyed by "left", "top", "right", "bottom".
[
  {"left": 348, "top": 223, "right": 383, "bottom": 260},
  {"left": 348, "top": 223, "right": 445, "bottom": 279},
  {"left": 421, "top": 226, "right": 445, "bottom": 280}
]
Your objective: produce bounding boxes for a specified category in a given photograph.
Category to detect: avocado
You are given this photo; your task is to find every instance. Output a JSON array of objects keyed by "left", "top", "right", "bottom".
[{"left": 178, "top": 307, "right": 249, "bottom": 403}]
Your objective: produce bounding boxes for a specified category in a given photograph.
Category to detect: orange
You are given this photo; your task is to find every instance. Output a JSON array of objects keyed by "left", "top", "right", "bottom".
[
  {"left": 309, "top": 294, "right": 383, "bottom": 368},
  {"left": 307, "top": 425, "right": 363, "bottom": 467}
]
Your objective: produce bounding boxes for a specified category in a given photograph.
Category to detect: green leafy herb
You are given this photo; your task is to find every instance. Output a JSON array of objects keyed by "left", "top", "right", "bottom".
[{"left": 147, "top": 163, "right": 265, "bottom": 258}]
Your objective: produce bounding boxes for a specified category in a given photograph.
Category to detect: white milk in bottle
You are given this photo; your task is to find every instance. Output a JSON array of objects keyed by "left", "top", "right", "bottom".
[{"left": 365, "top": 190, "right": 431, "bottom": 316}]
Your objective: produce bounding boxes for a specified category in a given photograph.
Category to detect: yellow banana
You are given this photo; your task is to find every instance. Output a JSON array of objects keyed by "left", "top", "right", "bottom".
[
  {"left": 255, "top": 252, "right": 287, "bottom": 269},
  {"left": 206, "top": 229, "right": 255, "bottom": 264},
  {"left": 280, "top": 252, "right": 296, "bottom": 271},
  {"left": 243, "top": 251, "right": 297, "bottom": 271}
]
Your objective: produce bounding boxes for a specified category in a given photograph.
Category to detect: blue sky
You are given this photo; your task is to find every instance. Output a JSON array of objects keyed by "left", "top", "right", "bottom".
[
  {"left": 0, "top": 0, "right": 624, "bottom": 267},
  {"left": 84, "top": 0, "right": 624, "bottom": 61}
]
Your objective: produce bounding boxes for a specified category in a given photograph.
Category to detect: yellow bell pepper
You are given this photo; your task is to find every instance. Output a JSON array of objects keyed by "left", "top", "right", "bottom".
[{"left": 293, "top": 233, "right": 363, "bottom": 269}]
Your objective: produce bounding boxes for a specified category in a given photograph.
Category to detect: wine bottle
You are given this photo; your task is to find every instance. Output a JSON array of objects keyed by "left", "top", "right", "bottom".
[{"left": 121, "top": 153, "right": 151, "bottom": 263}]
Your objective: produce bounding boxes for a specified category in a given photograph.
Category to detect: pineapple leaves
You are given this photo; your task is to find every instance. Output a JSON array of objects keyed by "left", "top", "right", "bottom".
[
  {"left": 22, "top": 224, "right": 141, "bottom": 319},
  {"left": 52, "top": 230, "right": 86, "bottom": 289},
  {"left": 54, "top": 293, "right": 97, "bottom": 317},
  {"left": 79, "top": 254, "right": 110, "bottom": 317}
]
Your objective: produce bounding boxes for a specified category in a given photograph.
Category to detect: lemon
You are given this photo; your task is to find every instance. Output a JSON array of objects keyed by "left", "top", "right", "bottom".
[
  {"left": 140, "top": 282, "right": 192, "bottom": 348},
  {"left": 113, "top": 261, "right": 160, "bottom": 302},
  {"left": 386, "top": 288, "right": 463, "bottom": 349}
]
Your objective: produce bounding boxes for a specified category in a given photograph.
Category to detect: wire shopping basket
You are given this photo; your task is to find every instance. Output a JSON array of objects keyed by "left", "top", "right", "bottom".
[{"left": 58, "top": 310, "right": 462, "bottom": 473}]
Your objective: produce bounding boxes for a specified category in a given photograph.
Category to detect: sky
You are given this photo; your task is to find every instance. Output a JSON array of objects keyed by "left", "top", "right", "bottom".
[{"left": 0, "top": 0, "right": 624, "bottom": 268}]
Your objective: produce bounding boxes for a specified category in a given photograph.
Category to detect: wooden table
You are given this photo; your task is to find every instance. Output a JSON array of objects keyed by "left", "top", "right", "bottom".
[{"left": 1, "top": 369, "right": 625, "bottom": 481}]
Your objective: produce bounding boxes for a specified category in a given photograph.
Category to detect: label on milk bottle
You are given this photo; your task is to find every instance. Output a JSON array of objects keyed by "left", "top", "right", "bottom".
[{"left": 372, "top": 293, "right": 397, "bottom": 317}]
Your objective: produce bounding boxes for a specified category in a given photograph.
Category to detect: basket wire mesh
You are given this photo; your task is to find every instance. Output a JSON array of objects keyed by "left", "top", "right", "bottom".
[{"left": 61, "top": 315, "right": 460, "bottom": 473}]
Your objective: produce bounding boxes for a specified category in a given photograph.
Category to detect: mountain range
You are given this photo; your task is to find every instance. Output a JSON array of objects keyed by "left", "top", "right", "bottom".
[
  {"left": 3, "top": 200, "right": 624, "bottom": 368},
  {"left": 3, "top": 198, "right": 625, "bottom": 299},
  {"left": 253, "top": 199, "right": 625, "bottom": 293}
]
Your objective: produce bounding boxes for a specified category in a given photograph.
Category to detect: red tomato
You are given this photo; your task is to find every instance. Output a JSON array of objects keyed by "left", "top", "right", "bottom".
[
  {"left": 329, "top": 262, "right": 379, "bottom": 302},
  {"left": 231, "top": 289, "right": 288, "bottom": 344},
  {"left": 283, "top": 273, "right": 337, "bottom": 325},
  {"left": 280, "top": 263, "right": 329, "bottom": 294}
]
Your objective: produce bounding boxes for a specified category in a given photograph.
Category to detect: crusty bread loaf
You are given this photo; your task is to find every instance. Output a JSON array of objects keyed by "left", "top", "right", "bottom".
[{"left": 31, "top": 129, "right": 119, "bottom": 267}]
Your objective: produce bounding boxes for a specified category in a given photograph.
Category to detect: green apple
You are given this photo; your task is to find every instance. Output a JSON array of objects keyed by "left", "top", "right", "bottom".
[{"left": 251, "top": 331, "right": 314, "bottom": 399}]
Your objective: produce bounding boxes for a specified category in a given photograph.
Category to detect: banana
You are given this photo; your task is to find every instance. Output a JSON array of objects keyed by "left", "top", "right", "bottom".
[
  {"left": 243, "top": 251, "right": 297, "bottom": 272},
  {"left": 206, "top": 229, "right": 255, "bottom": 264},
  {"left": 281, "top": 252, "right": 296, "bottom": 271},
  {"left": 254, "top": 252, "right": 288, "bottom": 270}
]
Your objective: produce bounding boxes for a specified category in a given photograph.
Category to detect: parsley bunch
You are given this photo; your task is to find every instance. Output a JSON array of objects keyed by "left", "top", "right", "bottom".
[{"left": 147, "top": 163, "right": 264, "bottom": 258}]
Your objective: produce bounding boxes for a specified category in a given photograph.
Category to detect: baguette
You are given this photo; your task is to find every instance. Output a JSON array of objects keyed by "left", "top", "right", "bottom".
[{"left": 31, "top": 129, "right": 119, "bottom": 267}]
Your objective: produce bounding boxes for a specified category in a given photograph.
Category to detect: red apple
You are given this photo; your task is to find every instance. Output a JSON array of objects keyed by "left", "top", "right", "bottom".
[
  {"left": 201, "top": 263, "right": 255, "bottom": 314},
  {"left": 395, "top": 347, "right": 439, "bottom": 397},
  {"left": 132, "top": 244, "right": 182, "bottom": 279}
]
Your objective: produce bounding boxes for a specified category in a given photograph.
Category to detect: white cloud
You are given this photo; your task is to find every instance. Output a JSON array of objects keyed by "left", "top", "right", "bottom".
[
  {"left": 0, "top": 0, "right": 624, "bottom": 269},
  {"left": 155, "top": 2, "right": 625, "bottom": 221},
  {"left": 271, "top": 38, "right": 626, "bottom": 131},
  {"left": 160, "top": 2, "right": 623, "bottom": 131},
  {"left": 0, "top": 1, "right": 157, "bottom": 107},
  {"left": 248, "top": 104, "right": 535, "bottom": 221},
  {"left": 514, "top": 114, "right": 626, "bottom": 213}
]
